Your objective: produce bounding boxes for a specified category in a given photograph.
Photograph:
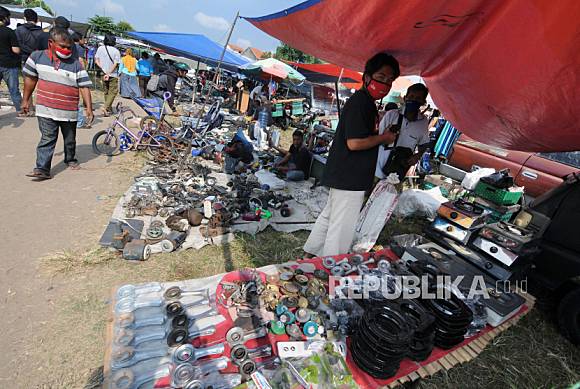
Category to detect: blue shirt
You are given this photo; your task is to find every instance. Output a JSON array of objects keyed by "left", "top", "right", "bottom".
[{"left": 137, "top": 59, "right": 154, "bottom": 77}]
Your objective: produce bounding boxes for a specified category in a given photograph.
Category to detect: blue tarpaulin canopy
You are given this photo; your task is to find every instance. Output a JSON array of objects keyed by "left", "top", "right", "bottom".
[{"left": 127, "top": 32, "right": 250, "bottom": 72}]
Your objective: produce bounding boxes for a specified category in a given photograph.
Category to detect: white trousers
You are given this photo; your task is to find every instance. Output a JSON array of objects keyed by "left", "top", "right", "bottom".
[{"left": 303, "top": 188, "right": 366, "bottom": 257}]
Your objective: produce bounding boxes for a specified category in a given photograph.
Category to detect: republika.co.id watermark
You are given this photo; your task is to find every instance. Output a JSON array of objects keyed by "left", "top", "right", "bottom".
[{"left": 328, "top": 275, "right": 527, "bottom": 300}]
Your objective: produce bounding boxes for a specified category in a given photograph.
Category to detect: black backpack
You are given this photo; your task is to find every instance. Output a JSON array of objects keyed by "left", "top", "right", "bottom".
[{"left": 16, "top": 24, "right": 43, "bottom": 56}]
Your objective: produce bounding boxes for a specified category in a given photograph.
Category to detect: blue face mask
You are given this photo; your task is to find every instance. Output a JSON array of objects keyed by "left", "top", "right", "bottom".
[{"left": 404, "top": 100, "right": 422, "bottom": 120}]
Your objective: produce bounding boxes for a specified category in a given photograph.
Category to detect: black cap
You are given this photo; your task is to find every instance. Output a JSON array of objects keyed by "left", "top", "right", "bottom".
[
  {"left": 0, "top": 6, "right": 10, "bottom": 19},
  {"left": 24, "top": 8, "right": 38, "bottom": 22},
  {"left": 54, "top": 16, "right": 70, "bottom": 29}
]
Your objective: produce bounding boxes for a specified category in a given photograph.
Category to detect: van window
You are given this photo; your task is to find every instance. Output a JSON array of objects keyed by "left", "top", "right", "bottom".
[{"left": 539, "top": 151, "right": 580, "bottom": 169}]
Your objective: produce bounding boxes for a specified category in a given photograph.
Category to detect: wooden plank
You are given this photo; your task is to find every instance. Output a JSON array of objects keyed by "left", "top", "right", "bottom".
[{"left": 439, "top": 356, "right": 454, "bottom": 370}]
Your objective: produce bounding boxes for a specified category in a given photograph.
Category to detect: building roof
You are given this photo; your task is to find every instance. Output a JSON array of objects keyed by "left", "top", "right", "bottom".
[
  {"left": 247, "top": 47, "right": 264, "bottom": 59},
  {"left": 227, "top": 44, "right": 244, "bottom": 54}
]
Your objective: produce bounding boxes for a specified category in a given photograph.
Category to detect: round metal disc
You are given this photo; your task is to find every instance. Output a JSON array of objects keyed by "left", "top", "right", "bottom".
[
  {"left": 281, "top": 282, "right": 300, "bottom": 294},
  {"left": 166, "top": 301, "right": 184, "bottom": 316},
  {"left": 295, "top": 308, "right": 311, "bottom": 323},
  {"left": 226, "top": 327, "right": 245, "bottom": 345},
  {"left": 298, "top": 297, "right": 309, "bottom": 309},
  {"left": 172, "top": 363, "right": 195, "bottom": 387},
  {"left": 167, "top": 329, "right": 188, "bottom": 347},
  {"left": 239, "top": 359, "right": 257, "bottom": 375},
  {"left": 231, "top": 344, "right": 248, "bottom": 362},
  {"left": 294, "top": 274, "right": 309, "bottom": 285},
  {"left": 164, "top": 286, "right": 182, "bottom": 299},
  {"left": 173, "top": 344, "right": 194, "bottom": 363},
  {"left": 172, "top": 314, "right": 188, "bottom": 329},
  {"left": 322, "top": 257, "right": 336, "bottom": 269}
]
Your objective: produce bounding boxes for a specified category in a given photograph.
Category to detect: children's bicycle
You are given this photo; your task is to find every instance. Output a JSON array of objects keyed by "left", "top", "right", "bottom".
[{"left": 92, "top": 102, "right": 177, "bottom": 163}]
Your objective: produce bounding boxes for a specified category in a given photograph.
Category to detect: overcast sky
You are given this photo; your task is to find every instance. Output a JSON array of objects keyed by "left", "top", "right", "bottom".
[{"left": 47, "top": 0, "right": 304, "bottom": 52}]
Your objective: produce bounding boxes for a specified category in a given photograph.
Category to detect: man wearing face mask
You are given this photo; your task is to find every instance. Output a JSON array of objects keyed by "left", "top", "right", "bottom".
[
  {"left": 375, "top": 83, "right": 431, "bottom": 181},
  {"left": 303, "top": 52, "right": 400, "bottom": 258},
  {"left": 21, "top": 27, "right": 93, "bottom": 180}
]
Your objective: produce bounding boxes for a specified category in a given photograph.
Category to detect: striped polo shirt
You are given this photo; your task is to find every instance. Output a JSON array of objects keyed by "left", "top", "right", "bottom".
[{"left": 23, "top": 50, "right": 92, "bottom": 122}]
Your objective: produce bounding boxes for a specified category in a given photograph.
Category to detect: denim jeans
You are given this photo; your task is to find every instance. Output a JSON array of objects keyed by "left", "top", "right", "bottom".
[
  {"left": 0, "top": 66, "right": 22, "bottom": 111},
  {"left": 36, "top": 117, "right": 78, "bottom": 173},
  {"left": 286, "top": 169, "right": 305, "bottom": 181}
]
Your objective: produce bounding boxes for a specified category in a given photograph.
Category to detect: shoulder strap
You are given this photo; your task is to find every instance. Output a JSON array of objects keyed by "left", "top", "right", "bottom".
[
  {"left": 393, "top": 113, "right": 404, "bottom": 147},
  {"left": 104, "top": 46, "right": 114, "bottom": 63},
  {"left": 384, "top": 113, "right": 404, "bottom": 150}
]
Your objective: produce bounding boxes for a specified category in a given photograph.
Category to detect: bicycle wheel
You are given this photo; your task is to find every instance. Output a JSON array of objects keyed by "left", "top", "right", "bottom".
[
  {"left": 146, "top": 134, "right": 177, "bottom": 163},
  {"left": 140, "top": 115, "right": 160, "bottom": 132},
  {"left": 92, "top": 130, "right": 120, "bottom": 156}
]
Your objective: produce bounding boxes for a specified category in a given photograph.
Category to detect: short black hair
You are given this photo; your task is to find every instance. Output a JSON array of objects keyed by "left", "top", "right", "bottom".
[
  {"left": 71, "top": 32, "right": 81, "bottom": 43},
  {"left": 104, "top": 34, "right": 116, "bottom": 46},
  {"left": 54, "top": 16, "right": 70, "bottom": 29},
  {"left": 292, "top": 130, "right": 304, "bottom": 139},
  {"left": 364, "top": 52, "right": 400, "bottom": 80},
  {"left": 407, "top": 83, "right": 429, "bottom": 99},
  {"left": 154, "top": 53, "right": 161, "bottom": 59},
  {"left": 0, "top": 6, "right": 10, "bottom": 19},
  {"left": 49, "top": 27, "right": 72, "bottom": 44},
  {"left": 141, "top": 52, "right": 149, "bottom": 59},
  {"left": 24, "top": 9, "right": 38, "bottom": 22},
  {"left": 384, "top": 102, "right": 399, "bottom": 111}
]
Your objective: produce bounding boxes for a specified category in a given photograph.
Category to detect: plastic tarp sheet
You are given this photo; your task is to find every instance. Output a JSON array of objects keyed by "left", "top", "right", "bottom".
[
  {"left": 287, "top": 62, "right": 363, "bottom": 89},
  {"left": 244, "top": 0, "right": 580, "bottom": 152},
  {"left": 127, "top": 32, "right": 250, "bottom": 72}
]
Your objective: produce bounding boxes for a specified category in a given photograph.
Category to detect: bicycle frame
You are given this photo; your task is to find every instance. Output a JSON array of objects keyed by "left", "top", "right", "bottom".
[{"left": 106, "top": 104, "right": 166, "bottom": 150}]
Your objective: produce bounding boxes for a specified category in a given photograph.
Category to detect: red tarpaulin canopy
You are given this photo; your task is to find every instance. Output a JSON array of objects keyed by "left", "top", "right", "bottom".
[
  {"left": 287, "top": 62, "right": 363, "bottom": 89},
  {"left": 244, "top": 0, "right": 580, "bottom": 152}
]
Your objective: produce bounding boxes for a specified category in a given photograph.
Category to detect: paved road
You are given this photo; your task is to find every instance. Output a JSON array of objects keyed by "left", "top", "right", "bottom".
[{"left": 0, "top": 105, "right": 130, "bottom": 386}]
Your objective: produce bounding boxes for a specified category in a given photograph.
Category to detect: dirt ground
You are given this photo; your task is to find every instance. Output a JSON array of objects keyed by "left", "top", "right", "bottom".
[{"left": 0, "top": 89, "right": 578, "bottom": 389}]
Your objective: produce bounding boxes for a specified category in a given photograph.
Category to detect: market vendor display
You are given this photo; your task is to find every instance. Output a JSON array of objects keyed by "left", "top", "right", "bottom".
[
  {"left": 304, "top": 52, "right": 400, "bottom": 257},
  {"left": 271, "top": 130, "right": 312, "bottom": 181},
  {"left": 375, "top": 83, "right": 431, "bottom": 181}
]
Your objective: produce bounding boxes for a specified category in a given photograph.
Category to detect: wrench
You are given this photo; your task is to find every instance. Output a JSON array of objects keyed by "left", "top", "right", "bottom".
[
  {"left": 171, "top": 357, "right": 229, "bottom": 387},
  {"left": 225, "top": 326, "right": 267, "bottom": 345},
  {"left": 172, "top": 343, "right": 225, "bottom": 364},
  {"left": 182, "top": 373, "right": 242, "bottom": 389},
  {"left": 116, "top": 283, "right": 163, "bottom": 300}
]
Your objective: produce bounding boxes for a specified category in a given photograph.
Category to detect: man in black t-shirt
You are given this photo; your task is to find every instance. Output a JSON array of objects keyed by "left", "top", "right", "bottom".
[
  {"left": 272, "top": 130, "right": 311, "bottom": 181},
  {"left": 303, "top": 52, "right": 400, "bottom": 257},
  {"left": 0, "top": 6, "right": 23, "bottom": 114}
]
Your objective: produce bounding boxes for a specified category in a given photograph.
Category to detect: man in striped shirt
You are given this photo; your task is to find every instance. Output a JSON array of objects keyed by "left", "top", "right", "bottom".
[{"left": 21, "top": 27, "right": 93, "bottom": 180}]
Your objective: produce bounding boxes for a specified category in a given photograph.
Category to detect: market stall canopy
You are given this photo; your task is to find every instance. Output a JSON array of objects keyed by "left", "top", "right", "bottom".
[
  {"left": 244, "top": 0, "right": 580, "bottom": 152},
  {"left": 127, "top": 32, "right": 250, "bottom": 72},
  {"left": 287, "top": 62, "right": 362, "bottom": 89},
  {"left": 240, "top": 58, "right": 305, "bottom": 83}
]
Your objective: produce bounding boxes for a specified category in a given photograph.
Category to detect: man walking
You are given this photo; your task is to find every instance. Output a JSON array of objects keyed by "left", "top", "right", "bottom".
[
  {"left": 95, "top": 34, "right": 120, "bottom": 116},
  {"left": 0, "top": 6, "right": 23, "bottom": 114},
  {"left": 21, "top": 27, "right": 93, "bottom": 180}
]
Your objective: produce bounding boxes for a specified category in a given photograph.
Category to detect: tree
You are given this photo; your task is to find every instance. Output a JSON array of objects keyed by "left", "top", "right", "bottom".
[
  {"left": 3, "top": 0, "right": 54, "bottom": 16},
  {"left": 261, "top": 51, "right": 272, "bottom": 59},
  {"left": 116, "top": 21, "right": 134, "bottom": 34},
  {"left": 88, "top": 15, "right": 116, "bottom": 35},
  {"left": 274, "top": 42, "right": 322, "bottom": 64}
]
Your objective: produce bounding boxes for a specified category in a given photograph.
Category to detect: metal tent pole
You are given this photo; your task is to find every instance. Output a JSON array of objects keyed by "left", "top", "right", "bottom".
[{"left": 179, "top": 11, "right": 240, "bottom": 171}]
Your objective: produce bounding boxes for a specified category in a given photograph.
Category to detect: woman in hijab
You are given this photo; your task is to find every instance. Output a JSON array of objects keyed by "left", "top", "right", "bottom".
[{"left": 119, "top": 48, "right": 141, "bottom": 98}]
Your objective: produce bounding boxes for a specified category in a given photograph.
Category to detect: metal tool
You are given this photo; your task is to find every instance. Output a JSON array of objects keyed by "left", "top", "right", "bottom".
[{"left": 226, "top": 326, "right": 267, "bottom": 345}]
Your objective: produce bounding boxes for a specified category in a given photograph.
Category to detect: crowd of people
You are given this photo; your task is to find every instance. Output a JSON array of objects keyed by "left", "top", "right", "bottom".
[{"left": 0, "top": 6, "right": 194, "bottom": 180}]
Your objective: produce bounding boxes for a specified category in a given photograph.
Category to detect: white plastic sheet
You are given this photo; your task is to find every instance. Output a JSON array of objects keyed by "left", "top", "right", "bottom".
[
  {"left": 461, "top": 168, "right": 495, "bottom": 190},
  {"left": 394, "top": 187, "right": 447, "bottom": 219}
]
